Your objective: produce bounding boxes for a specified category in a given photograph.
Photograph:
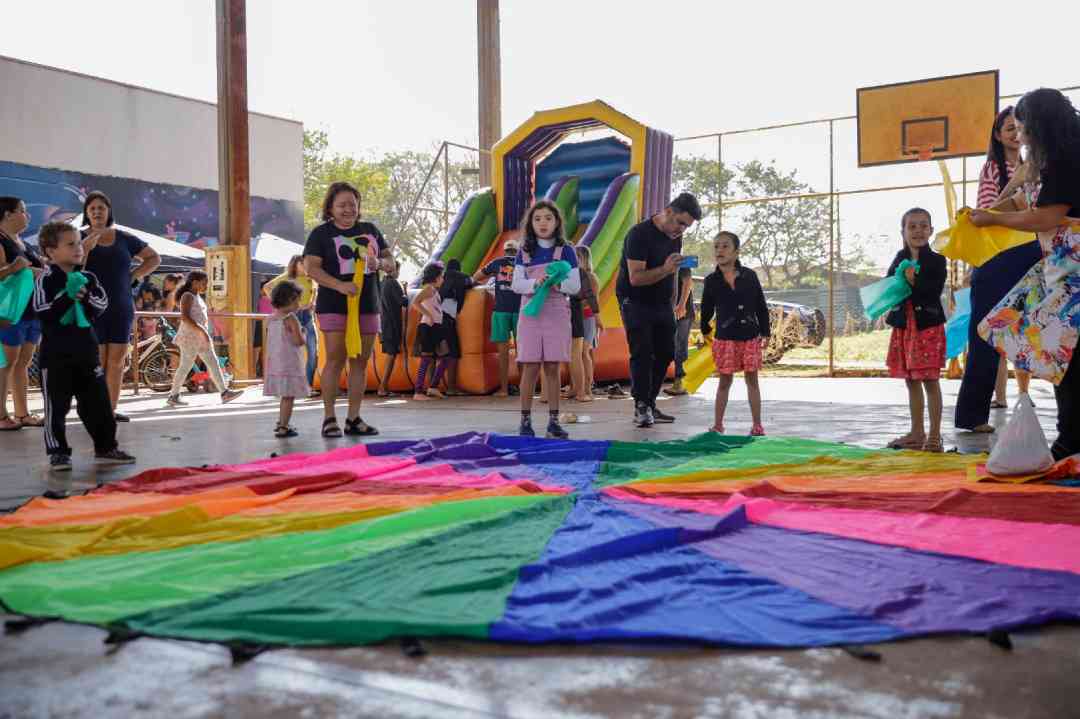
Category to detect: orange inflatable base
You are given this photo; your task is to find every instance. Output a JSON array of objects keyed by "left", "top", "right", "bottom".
[{"left": 312, "top": 289, "right": 676, "bottom": 394}]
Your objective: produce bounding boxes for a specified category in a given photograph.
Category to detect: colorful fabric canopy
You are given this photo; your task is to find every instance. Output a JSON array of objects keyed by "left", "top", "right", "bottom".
[{"left": 2, "top": 432, "right": 1079, "bottom": 648}]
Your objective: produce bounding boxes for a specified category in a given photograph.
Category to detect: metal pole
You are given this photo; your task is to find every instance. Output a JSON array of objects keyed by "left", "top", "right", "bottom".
[
  {"left": 444, "top": 143, "right": 451, "bottom": 234},
  {"left": 827, "top": 120, "right": 835, "bottom": 378},
  {"left": 131, "top": 333, "right": 140, "bottom": 395},
  {"left": 717, "top": 134, "right": 724, "bottom": 226}
]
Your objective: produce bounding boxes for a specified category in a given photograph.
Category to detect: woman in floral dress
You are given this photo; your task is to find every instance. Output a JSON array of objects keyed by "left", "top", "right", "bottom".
[{"left": 974, "top": 88, "right": 1080, "bottom": 461}]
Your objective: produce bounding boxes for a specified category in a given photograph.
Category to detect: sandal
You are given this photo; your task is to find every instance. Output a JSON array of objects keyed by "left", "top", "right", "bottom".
[
  {"left": 708, "top": 424, "right": 725, "bottom": 434},
  {"left": 344, "top": 417, "right": 379, "bottom": 436},
  {"left": 886, "top": 434, "right": 925, "bottom": 450},
  {"left": 922, "top": 436, "right": 945, "bottom": 453},
  {"left": 990, "top": 400, "right": 1008, "bottom": 409},
  {"left": 14, "top": 414, "right": 44, "bottom": 427},
  {"left": 0, "top": 416, "right": 23, "bottom": 432},
  {"left": 321, "top": 417, "right": 342, "bottom": 438},
  {"left": 275, "top": 423, "right": 298, "bottom": 438}
]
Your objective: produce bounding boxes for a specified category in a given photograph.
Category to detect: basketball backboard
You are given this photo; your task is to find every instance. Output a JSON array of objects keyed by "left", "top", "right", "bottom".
[{"left": 856, "top": 70, "right": 998, "bottom": 167}]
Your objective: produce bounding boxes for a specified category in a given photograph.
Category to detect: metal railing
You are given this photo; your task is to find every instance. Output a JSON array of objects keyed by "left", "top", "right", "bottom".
[{"left": 129, "top": 310, "right": 268, "bottom": 394}]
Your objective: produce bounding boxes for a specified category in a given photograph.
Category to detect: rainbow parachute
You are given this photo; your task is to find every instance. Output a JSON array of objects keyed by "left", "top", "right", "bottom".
[{"left": 2, "top": 432, "right": 1080, "bottom": 648}]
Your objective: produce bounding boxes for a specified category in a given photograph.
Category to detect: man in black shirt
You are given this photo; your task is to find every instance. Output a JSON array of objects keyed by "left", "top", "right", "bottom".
[{"left": 616, "top": 192, "right": 702, "bottom": 427}]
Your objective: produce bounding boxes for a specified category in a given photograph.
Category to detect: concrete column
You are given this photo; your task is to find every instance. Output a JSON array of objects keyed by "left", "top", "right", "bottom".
[
  {"left": 477, "top": 0, "right": 501, "bottom": 187},
  {"left": 215, "top": 0, "right": 253, "bottom": 379}
]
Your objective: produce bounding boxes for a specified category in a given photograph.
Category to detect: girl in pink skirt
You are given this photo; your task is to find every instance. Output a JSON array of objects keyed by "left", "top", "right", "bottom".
[
  {"left": 698, "top": 231, "right": 771, "bottom": 436},
  {"left": 512, "top": 200, "right": 581, "bottom": 438},
  {"left": 884, "top": 208, "right": 947, "bottom": 453},
  {"left": 264, "top": 281, "right": 311, "bottom": 438}
]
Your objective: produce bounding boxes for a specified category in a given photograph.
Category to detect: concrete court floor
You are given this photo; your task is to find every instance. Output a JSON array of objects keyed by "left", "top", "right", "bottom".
[{"left": 1, "top": 377, "right": 1077, "bottom": 719}]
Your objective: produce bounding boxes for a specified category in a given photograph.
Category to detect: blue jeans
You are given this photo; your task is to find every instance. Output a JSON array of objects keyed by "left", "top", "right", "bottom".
[
  {"left": 297, "top": 309, "right": 318, "bottom": 385},
  {"left": 673, "top": 316, "right": 692, "bottom": 378}
]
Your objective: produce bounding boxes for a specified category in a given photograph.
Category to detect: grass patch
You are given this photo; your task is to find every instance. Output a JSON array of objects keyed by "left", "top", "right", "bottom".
[{"left": 785, "top": 330, "right": 892, "bottom": 364}]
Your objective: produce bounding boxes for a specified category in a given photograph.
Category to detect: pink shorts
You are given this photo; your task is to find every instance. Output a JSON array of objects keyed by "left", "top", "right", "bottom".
[
  {"left": 317, "top": 312, "right": 380, "bottom": 335},
  {"left": 712, "top": 337, "right": 764, "bottom": 374}
]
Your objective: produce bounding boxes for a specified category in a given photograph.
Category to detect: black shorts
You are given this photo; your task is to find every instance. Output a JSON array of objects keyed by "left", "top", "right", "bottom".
[
  {"left": 570, "top": 297, "right": 584, "bottom": 339},
  {"left": 380, "top": 319, "right": 404, "bottom": 355},
  {"left": 92, "top": 306, "right": 134, "bottom": 345},
  {"left": 442, "top": 315, "right": 462, "bottom": 359},
  {"left": 417, "top": 322, "right": 444, "bottom": 356}
]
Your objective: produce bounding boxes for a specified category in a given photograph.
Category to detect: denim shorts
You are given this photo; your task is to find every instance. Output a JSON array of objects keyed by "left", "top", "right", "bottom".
[{"left": 0, "top": 317, "right": 41, "bottom": 347}]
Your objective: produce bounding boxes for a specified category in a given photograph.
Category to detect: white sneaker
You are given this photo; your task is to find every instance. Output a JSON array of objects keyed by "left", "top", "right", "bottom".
[{"left": 166, "top": 394, "right": 187, "bottom": 407}]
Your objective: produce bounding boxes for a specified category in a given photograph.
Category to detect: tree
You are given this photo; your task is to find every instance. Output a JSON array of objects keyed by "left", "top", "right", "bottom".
[
  {"left": 732, "top": 161, "right": 871, "bottom": 288},
  {"left": 670, "top": 155, "right": 733, "bottom": 263},
  {"left": 302, "top": 131, "right": 479, "bottom": 267}
]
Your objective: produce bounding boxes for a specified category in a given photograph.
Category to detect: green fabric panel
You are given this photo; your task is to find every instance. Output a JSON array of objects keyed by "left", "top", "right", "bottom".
[
  {"left": 460, "top": 212, "right": 499, "bottom": 275},
  {"left": 0, "top": 495, "right": 554, "bottom": 625},
  {"left": 0, "top": 269, "right": 35, "bottom": 368},
  {"left": 595, "top": 200, "right": 638, "bottom": 287},
  {"left": 554, "top": 177, "right": 580, "bottom": 240},
  {"left": 596, "top": 435, "right": 875, "bottom": 487},
  {"left": 444, "top": 190, "right": 495, "bottom": 264},
  {"left": 120, "top": 494, "right": 574, "bottom": 646},
  {"left": 590, "top": 175, "right": 640, "bottom": 283}
]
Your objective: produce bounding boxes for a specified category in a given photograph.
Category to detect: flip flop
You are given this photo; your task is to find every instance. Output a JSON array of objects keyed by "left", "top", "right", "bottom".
[
  {"left": 886, "top": 434, "right": 925, "bottom": 450},
  {"left": 0, "top": 417, "right": 23, "bottom": 432},
  {"left": 14, "top": 414, "right": 44, "bottom": 427}
]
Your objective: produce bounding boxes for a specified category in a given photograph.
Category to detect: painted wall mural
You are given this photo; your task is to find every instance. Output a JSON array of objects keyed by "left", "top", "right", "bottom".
[{"left": 0, "top": 160, "right": 303, "bottom": 245}]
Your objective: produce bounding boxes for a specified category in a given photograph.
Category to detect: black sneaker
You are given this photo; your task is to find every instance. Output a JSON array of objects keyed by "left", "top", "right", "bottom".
[
  {"left": 113, "top": 412, "right": 131, "bottom": 423},
  {"left": 49, "top": 453, "right": 72, "bottom": 472},
  {"left": 545, "top": 420, "right": 569, "bottom": 439},
  {"left": 519, "top": 416, "right": 535, "bottom": 437},
  {"left": 634, "top": 403, "right": 654, "bottom": 428},
  {"left": 651, "top": 405, "right": 675, "bottom": 423},
  {"left": 95, "top": 448, "right": 136, "bottom": 465}
]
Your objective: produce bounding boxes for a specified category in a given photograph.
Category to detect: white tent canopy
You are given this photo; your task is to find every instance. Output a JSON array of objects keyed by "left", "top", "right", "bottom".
[
  {"left": 253, "top": 232, "right": 304, "bottom": 268},
  {"left": 65, "top": 215, "right": 205, "bottom": 262}
]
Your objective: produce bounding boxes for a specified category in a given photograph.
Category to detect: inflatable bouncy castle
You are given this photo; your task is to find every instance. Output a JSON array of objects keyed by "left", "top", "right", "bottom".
[{"left": 362, "top": 100, "right": 674, "bottom": 394}]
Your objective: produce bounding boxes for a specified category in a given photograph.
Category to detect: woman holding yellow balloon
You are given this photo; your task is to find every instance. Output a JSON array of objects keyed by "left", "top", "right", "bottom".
[{"left": 303, "top": 182, "right": 394, "bottom": 438}]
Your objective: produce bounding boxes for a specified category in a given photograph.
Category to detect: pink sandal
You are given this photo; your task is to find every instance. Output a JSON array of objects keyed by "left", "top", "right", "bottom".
[{"left": 750, "top": 424, "right": 765, "bottom": 437}]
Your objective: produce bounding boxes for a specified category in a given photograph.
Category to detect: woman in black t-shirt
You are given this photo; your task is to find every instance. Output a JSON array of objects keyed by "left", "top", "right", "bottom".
[
  {"left": 0, "top": 197, "right": 47, "bottom": 430},
  {"left": 303, "top": 181, "right": 393, "bottom": 438},
  {"left": 80, "top": 191, "right": 161, "bottom": 421},
  {"left": 972, "top": 88, "right": 1080, "bottom": 461}
]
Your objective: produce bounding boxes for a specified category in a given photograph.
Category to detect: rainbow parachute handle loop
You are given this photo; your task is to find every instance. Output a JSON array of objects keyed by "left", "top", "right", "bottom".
[
  {"left": 0, "top": 268, "right": 35, "bottom": 369},
  {"left": 345, "top": 256, "right": 367, "bottom": 358},
  {"left": 860, "top": 260, "right": 918, "bottom": 322},
  {"left": 522, "top": 260, "right": 571, "bottom": 317}
]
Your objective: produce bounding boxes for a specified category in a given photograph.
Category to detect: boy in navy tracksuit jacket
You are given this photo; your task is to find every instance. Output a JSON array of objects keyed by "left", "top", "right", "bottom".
[{"left": 32, "top": 221, "right": 134, "bottom": 471}]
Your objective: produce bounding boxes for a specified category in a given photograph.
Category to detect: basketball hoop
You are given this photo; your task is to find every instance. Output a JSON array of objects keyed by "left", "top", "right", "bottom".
[{"left": 915, "top": 144, "right": 934, "bottom": 162}]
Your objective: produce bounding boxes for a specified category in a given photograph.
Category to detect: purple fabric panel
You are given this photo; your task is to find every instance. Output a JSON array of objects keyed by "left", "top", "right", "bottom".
[
  {"left": 543, "top": 176, "right": 572, "bottom": 202},
  {"left": 504, "top": 156, "right": 532, "bottom": 231},
  {"left": 643, "top": 128, "right": 674, "bottom": 218},
  {"left": 619, "top": 500, "right": 1080, "bottom": 636},
  {"left": 578, "top": 173, "right": 635, "bottom": 248}
]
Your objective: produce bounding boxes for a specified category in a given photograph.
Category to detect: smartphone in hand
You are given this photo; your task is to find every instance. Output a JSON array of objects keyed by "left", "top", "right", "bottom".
[{"left": 680, "top": 255, "right": 699, "bottom": 269}]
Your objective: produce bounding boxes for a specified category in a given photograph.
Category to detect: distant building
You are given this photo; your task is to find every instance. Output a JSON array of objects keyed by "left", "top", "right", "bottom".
[{"left": 0, "top": 55, "right": 303, "bottom": 247}]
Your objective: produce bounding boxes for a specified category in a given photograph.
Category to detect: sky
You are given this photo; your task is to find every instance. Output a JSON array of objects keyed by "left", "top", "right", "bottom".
[{"left": 3, "top": 0, "right": 1079, "bottom": 269}]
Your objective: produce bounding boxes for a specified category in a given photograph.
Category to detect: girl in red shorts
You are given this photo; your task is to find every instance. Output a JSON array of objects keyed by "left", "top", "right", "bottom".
[
  {"left": 884, "top": 208, "right": 948, "bottom": 453},
  {"left": 699, "top": 231, "right": 770, "bottom": 436}
]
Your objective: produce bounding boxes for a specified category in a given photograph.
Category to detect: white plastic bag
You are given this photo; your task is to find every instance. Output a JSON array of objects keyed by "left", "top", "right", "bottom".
[{"left": 986, "top": 394, "right": 1055, "bottom": 476}]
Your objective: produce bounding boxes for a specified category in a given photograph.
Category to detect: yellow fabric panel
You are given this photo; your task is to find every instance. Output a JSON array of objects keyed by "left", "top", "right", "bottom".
[
  {"left": 933, "top": 208, "right": 1035, "bottom": 267},
  {"left": 345, "top": 256, "right": 367, "bottom": 357}
]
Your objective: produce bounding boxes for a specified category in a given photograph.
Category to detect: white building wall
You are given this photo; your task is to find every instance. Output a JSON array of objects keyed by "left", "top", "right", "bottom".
[{"left": 0, "top": 56, "right": 301, "bottom": 203}]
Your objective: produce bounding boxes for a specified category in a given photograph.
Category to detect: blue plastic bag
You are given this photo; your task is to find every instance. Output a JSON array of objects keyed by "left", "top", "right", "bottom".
[{"left": 945, "top": 288, "right": 971, "bottom": 359}]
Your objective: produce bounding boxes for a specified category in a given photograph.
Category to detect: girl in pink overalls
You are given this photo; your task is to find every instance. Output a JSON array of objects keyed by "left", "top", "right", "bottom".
[{"left": 512, "top": 200, "right": 580, "bottom": 438}]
